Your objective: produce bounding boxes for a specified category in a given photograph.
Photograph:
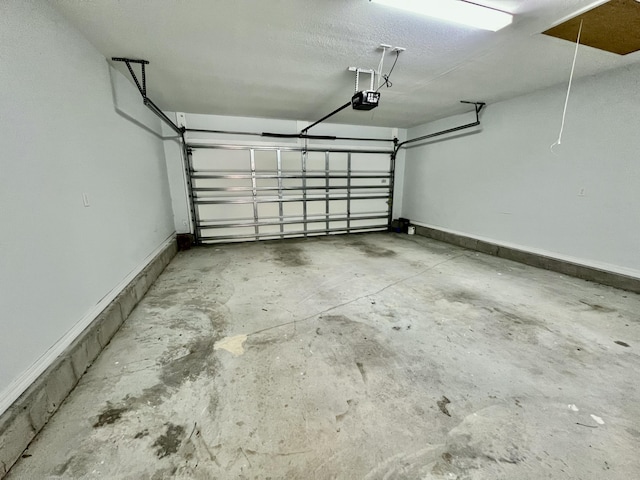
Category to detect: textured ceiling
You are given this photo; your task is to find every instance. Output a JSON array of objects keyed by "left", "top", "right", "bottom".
[{"left": 52, "top": 0, "right": 640, "bottom": 128}]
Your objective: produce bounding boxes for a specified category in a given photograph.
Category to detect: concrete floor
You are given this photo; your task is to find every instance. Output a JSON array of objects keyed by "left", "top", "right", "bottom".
[{"left": 7, "top": 233, "right": 640, "bottom": 479}]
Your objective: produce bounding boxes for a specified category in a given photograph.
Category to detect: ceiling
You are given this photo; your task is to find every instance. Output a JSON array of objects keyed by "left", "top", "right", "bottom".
[{"left": 52, "top": 0, "right": 640, "bottom": 129}]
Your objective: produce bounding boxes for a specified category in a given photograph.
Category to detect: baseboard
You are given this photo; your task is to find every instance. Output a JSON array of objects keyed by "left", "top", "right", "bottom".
[
  {"left": 413, "top": 224, "right": 640, "bottom": 294},
  {"left": 0, "top": 234, "right": 178, "bottom": 478}
]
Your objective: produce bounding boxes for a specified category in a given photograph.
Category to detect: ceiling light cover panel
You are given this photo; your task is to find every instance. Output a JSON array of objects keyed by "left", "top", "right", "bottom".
[{"left": 371, "top": 0, "right": 513, "bottom": 31}]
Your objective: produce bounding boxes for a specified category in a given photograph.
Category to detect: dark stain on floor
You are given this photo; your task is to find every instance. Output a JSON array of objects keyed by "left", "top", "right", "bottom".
[
  {"left": 159, "top": 338, "right": 216, "bottom": 389},
  {"left": 446, "top": 288, "right": 547, "bottom": 343},
  {"left": 356, "top": 362, "right": 367, "bottom": 383},
  {"left": 437, "top": 396, "right": 451, "bottom": 417},
  {"left": 152, "top": 423, "right": 185, "bottom": 458},
  {"left": 580, "top": 300, "right": 616, "bottom": 313},
  {"left": 614, "top": 340, "right": 630, "bottom": 347},
  {"left": 93, "top": 387, "right": 165, "bottom": 431},
  {"left": 90, "top": 336, "right": 219, "bottom": 434},
  {"left": 626, "top": 427, "right": 640, "bottom": 438},
  {"left": 446, "top": 289, "right": 484, "bottom": 306},
  {"left": 271, "top": 244, "right": 309, "bottom": 267},
  {"left": 52, "top": 454, "right": 90, "bottom": 478},
  {"left": 150, "top": 466, "right": 178, "bottom": 479},
  {"left": 322, "top": 315, "right": 396, "bottom": 363},
  {"left": 491, "top": 306, "right": 542, "bottom": 328},
  {"left": 443, "top": 442, "right": 523, "bottom": 472},
  {"left": 52, "top": 457, "right": 73, "bottom": 476},
  {"left": 166, "top": 307, "right": 227, "bottom": 334},
  {"left": 93, "top": 405, "right": 128, "bottom": 428},
  {"left": 350, "top": 239, "right": 397, "bottom": 258}
]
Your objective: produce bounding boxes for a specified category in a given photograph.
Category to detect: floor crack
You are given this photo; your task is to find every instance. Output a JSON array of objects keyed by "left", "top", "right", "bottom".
[{"left": 247, "top": 253, "right": 466, "bottom": 336}]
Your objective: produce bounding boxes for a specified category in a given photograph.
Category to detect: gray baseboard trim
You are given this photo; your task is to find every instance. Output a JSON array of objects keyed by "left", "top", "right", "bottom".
[
  {"left": 0, "top": 239, "right": 178, "bottom": 479},
  {"left": 414, "top": 225, "right": 640, "bottom": 294}
]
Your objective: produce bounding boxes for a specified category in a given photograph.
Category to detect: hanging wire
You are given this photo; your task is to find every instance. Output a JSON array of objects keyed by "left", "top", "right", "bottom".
[
  {"left": 551, "top": 20, "right": 583, "bottom": 154},
  {"left": 376, "top": 50, "right": 400, "bottom": 92}
]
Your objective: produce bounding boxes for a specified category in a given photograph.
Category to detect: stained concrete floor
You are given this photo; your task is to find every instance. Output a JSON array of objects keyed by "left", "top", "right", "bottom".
[{"left": 7, "top": 233, "right": 640, "bottom": 479}]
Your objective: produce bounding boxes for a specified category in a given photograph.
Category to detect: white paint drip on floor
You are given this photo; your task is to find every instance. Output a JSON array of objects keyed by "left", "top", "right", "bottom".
[
  {"left": 214, "top": 334, "right": 248, "bottom": 357},
  {"left": 568, "top": 404, "right": 579, "bottom": 411},
  {"left": 590, "top": 414, "right": 605, "bottom": 425}
]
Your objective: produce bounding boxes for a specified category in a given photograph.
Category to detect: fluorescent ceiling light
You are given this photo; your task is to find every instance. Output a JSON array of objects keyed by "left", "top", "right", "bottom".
[{"left": 371, "top": 0, "right": 513, "bottom": 32}]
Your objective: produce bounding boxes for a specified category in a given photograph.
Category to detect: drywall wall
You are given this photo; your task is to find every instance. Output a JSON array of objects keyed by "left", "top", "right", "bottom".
[
  {"left": 0, "top": 1, "right": 175, "bottom": 413},
  {"left": 164, "top": 113, "right": 405, "bottom": 234},
  {"left": 162, "top": 119, "right": 191, "bottom": 234},
  {"left": 402, "top": 63, "right": 640, "bottom": 278}
]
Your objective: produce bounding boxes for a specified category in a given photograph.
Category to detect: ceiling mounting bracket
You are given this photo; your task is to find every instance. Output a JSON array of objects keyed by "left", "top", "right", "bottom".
[
  {"left": 460, "top": 100, "right": 487, "bottom": 121},
  {"left": 348, "top": 67, "right": 376, "bottom": 93},
  {"left": 111, "top": 57, "right": 149, "bottom": 99},
  {"left": 111, "top": 57, "right": 184, "bottom": 136}
]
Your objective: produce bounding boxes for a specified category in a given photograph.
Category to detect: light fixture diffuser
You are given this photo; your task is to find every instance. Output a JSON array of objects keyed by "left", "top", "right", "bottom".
[{"left": 371, "top": 0, "right": 513, "bottom": 32}]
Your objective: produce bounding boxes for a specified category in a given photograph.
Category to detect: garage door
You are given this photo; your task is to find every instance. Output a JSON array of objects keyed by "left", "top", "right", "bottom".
[{"left": 187, "top": 145, "right": 394, "bottom": 244}]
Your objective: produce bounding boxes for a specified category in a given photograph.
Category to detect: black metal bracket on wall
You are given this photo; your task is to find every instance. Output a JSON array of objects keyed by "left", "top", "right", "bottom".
[
  {"left": 393, "top": 100, "right": 486, "bottom": 156},
  {"left": 112, "top": 57, "right": 199, "bottom": 243},
  {"left": 111, "top": 57, "right": 184, "bottom": 136}
]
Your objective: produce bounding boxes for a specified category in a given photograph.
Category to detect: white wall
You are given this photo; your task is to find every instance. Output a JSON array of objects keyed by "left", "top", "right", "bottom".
[
  {"left": 0, "top": 1, "right": 175, "bottom": 413},
  {"left": 165, "top": 113, "right": 403, "bottom": 233},
  {"left": 162, "top": 119, "right": 191, "bottom": 234},
  {"left": 402, "top": 63, "right": 640, "bottom": 278}
]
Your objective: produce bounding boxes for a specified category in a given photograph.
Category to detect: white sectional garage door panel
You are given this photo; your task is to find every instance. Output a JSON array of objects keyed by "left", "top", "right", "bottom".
[{"left": 189, "top": 146, "right": 392, "bottom": 243}]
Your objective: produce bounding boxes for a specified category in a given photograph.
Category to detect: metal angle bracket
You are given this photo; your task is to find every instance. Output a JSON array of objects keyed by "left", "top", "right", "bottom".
[
  {"left": 393, "top": 100, "right": 487, "bottom": 153},
  {"left": 111, "top": 57, "right": 150, "bottom": 99},
  {"left": 112, "top": 56, "right": 185, "bottom": 135},
  {"left": 460, "top": 100, "right": 486, "bottom": 120}
]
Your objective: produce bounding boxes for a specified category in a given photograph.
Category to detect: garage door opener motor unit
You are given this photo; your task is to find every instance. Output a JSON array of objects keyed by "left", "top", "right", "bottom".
[{"left": 352, "top": 90, "right": 380, "bottom": 110}]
